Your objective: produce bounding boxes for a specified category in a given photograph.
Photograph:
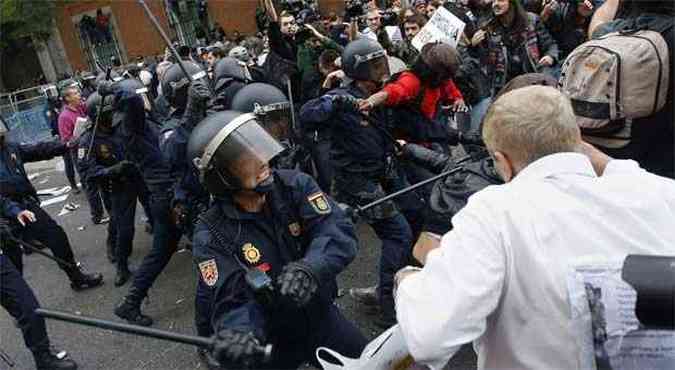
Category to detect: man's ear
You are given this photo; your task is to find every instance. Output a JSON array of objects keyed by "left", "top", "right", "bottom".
[{"left": 493, "top": 151, "right": 514, "bottom": 182}]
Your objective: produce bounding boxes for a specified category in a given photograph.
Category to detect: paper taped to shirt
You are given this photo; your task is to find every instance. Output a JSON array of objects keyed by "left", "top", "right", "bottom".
[{"left": 567, "top": 261, "right": 675, "bottom": 370}]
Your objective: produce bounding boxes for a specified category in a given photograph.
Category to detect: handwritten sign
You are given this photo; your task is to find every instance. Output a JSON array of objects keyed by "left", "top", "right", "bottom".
[{"left": 412, "top": 6, "right": 466, "bottom": 51}]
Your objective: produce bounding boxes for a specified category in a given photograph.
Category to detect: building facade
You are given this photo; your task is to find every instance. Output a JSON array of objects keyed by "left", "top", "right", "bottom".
[{"left": 48, "top": 0, "right": 345, "bottom": 75}]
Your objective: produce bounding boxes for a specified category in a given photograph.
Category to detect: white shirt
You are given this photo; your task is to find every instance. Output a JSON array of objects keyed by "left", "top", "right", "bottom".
[{"left": 395, "top": 153, "right": 675, "bottom": 370}]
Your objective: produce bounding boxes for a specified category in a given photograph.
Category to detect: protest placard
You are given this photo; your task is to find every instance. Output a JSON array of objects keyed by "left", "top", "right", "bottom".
[{"left": 412, "top": 6, "right": 466, "bottom": 51}]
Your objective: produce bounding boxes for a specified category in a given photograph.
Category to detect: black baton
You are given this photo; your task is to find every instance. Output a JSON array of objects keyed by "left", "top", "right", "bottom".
[{"left": 36, "top": 309, "right": 273, "bottom": 362}]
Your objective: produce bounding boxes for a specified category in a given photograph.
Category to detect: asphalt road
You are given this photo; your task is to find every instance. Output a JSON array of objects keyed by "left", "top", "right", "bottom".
[{"left": 0, "top": 159, "right": 477, "bottom": 370}]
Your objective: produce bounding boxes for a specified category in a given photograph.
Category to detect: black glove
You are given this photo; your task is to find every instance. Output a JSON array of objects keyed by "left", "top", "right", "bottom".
[
  {"left": 338, "top": 202, "right": 360, "bottom": 224},
  {"left": 330, "top": 95, "right": 359, "bottom": 112},
  {"left": 106, "top": 160, "right": 134, "bottom": 177},
  {"left": 188, "top": 79, "right": 212, "bottom": 107},
  {"left": 211, "top": 330, "right": 262, "bottom": 369},
  {"left": 277, "top": 261, "right": 319, "bottom": 307}
]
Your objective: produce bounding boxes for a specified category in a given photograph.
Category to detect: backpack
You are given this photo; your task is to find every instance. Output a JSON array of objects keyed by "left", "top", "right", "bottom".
[{"left": 560, "top": 27, "right": 671, "bottom": 143}]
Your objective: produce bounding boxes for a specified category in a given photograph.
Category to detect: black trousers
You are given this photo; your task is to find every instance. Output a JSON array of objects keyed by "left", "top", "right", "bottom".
[
  {"left": 2, "top": 202, "right": 77, "bottom": 277},
  {"left": 0, "top": 255, "right": 50, "bottom": 353}
]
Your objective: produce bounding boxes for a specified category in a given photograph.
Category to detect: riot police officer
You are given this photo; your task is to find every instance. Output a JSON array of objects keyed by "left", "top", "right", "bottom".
[
  {"left": 299, "top": 38, "right": 415, "bottom": 327},
  {"left": 156, "top": 64, "right": 213, "bottom": 342},
  {"left": 0, "top": 245, "right": 78, "bottom": 369},
  {"left": 211, "top": 57, "right": 252, "bottom": 110},
  {"left": 0, "top": 117, "right": 103, "bottom": 291},
  {"left": 100, "top": 78, "right": 182, "bottom": 326},
  {"left": 79, "top": 92, "right": 142, "bottom": 287},
  {"left": 157, "top": 62, "right": 212, "bottom": 240},
  {"left": 187, "top": 111, "right": 367, "bottom": 369}
]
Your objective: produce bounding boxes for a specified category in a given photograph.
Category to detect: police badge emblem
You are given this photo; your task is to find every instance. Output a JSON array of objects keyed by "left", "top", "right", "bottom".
[
  {"left": 198, "top": 259, "right": 218, "bottom": 286},
  {"left": 77, "top": 148, "right": 86, "bottom": 160},
  {"left": 288, "top": 222, "right": 301, "bottom": 236},
  {"left": 307, "top": 192, "right": 331, "bottom": 214},
  {"left": 242, "top": 243, "right": 261, "bottom": 264}
]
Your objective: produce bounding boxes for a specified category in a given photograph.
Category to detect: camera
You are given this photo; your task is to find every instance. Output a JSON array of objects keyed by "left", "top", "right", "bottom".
[
  {"left": 380, "top": 10, "right": 399, "bottom": 26},
  {"left": 282, "top": 0, "right": 305, "bottom": 17},
  {"left": 345, "top": 0, "right": 366, "bottom": 19}
]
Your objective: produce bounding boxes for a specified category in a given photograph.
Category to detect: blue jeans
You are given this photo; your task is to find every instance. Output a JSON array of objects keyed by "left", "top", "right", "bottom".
[{"left": 470, "top": 97, "right": 492, "bottom": 133}]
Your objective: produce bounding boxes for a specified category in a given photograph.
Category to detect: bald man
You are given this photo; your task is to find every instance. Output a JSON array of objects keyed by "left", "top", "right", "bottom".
[{"left": 394, "top": 86, "right": 675, "bottom": 369}]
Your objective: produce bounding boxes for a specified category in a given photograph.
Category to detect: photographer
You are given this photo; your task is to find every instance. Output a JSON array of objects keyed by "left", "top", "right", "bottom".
[{"left": 358, "top": 8, "right": 394, "bottom": 54}]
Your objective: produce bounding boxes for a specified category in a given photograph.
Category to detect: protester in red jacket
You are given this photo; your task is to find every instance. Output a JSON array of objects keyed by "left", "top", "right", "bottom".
[{"left": 358, "top": 42, "right": 466, "bottom": 119}]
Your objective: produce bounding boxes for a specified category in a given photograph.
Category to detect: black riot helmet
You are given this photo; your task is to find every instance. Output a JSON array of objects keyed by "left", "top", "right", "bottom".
[
  {"left": 342, "top": 38, "right": 390, "bottom": 83},
  {"left": 187, "top": 111, "right": 285, "bottom": 196},
  {"left": 160, "top": 61, "right": 208, "bottom": 110},
  {"left": 213, "top": 57, "right": 251, "bottom": 91},
  {"left": 231, "top": 83, "right": 291, "bottom": 141},
  {"left": 114, "top": 77, "right": 153, "bottom": 112},
  {"left": 85, "top": 92, "right": 116, "bottom": 126}
]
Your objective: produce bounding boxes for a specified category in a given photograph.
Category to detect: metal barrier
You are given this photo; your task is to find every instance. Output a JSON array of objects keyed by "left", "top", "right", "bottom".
[{"left": 0, "top": 85, "right": 54, "bottom": 145}]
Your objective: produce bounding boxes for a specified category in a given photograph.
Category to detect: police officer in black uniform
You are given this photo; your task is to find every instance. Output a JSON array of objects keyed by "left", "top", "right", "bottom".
[
  {"left": 188, "top": 111, "right": 367, "bottom": 369},
  {"left": 0, "top": 118, "right": 103, "bottom": 291},
  {"left": 211, "top": 57, "right": 253, "bottom": 110},
  {"left": 79, "top": 92, "right": 142, "bottom": 287},
  {"left": 156, "top": 64, "right": 214, "bottom": 344},
  {"left": 0, "top": 240, "right": 78, "bottom": 369},
  {"left": 100, "top": 78, "right": 182, "bottom": 326},
  {"left": 299, "top": 38, "right": 414, "bottom": 327}
]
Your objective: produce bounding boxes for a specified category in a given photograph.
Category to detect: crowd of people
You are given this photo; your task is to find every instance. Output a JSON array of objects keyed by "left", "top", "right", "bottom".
[{"left": 1, "top": 0, "right": 674, "bottom": 369}]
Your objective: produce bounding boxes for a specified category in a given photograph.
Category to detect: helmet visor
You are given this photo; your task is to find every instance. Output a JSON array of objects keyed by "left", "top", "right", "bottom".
[
  {"left": 254, "top": 102, "right": 292, "bottom": 141},
  {"left": 199, "top": 114, "right": 285, "bottom": 189},
  {"left": 366, "top": 55, "right": 391, "bottom": 84}
]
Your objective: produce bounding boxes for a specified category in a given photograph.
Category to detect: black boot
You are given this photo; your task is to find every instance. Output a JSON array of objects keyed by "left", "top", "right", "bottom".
[
  {"left": 33, "top": 348, "right": 78, "bottom": 370},
  {"left": 66, "top": 264, "right": 104, "bottom": 291},
  {"left": 114, "top": 261, "right": 132, "bottom": 287},
  {"left": 114, "top": 288, "right": 153, "bottom": 326}
]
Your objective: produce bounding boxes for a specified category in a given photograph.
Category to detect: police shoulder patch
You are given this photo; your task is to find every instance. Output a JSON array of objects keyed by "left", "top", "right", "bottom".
[
  {"left": 198, "top": 259, "right": 219, "bottom": 287},
  {"left": 307, "top": 192, "right": 331, "bottom": 215},
  {"left": 77, "top": 148, "right": 86, "bottom": 160}
]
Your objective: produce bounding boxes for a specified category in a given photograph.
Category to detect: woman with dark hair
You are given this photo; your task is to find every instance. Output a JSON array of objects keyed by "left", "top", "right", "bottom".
[
  {"left": 359, "top": 42, "right": 466, "bottom": 125},
  {"left": 470, "top": 0, "right": 559, "bottom": 95}
]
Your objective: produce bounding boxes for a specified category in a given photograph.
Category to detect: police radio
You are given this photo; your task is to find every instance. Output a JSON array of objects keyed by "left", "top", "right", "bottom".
[{"left": 245, "top": 268, "right": 276, "bottom": 307}]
